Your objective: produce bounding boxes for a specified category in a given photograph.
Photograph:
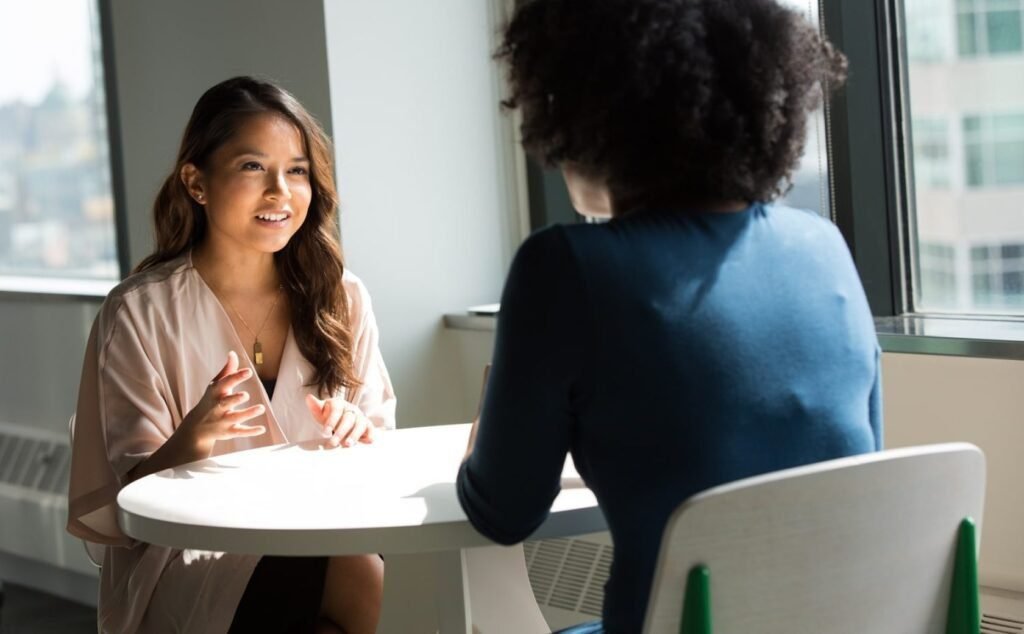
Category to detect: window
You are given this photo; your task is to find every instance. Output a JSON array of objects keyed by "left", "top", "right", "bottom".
[
  {"left": 957, "top": 0, "right": 1024, "bottom": 57},
  {"left": 912, "top": 118, "right": 952, "bottom": 189},
  {"left": 910, "top": 0, "right": 955, "bottom": 61},
  {"left": 963, "top": 113, "right": 1024, "bottom": 187},
  {"left": 903, "top": 0, "right": 1024, "bottom": 315},
  {"left": 918, "top": 242, "right": 959, "bottom": 308},
  {"left": 971, "top": 242, "right": 1024, "bottom": 310},
  {"left": 0, "top": 0, "right": 120, "bottom": 289},
  {"left": 776, "top": 0, "right": 832, "bottom": 220}
]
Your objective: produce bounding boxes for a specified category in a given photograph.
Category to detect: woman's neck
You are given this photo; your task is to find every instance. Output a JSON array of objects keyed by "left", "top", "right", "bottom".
[{"left": 191, "top": 242, "right": 280, "bottom": 295}]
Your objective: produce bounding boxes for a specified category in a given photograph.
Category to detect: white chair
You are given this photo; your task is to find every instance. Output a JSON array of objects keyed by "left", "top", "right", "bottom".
[
  {"left": 642, "top": 443, "right": 985, "bottom": 634},
  {"left": 68, "top": 414, "right": 104, "bottom": 569}
]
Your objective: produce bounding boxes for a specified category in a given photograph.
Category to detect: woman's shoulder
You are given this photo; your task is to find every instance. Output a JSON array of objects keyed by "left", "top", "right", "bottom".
[
  {"left": 341, "top": 268, "right": 376, "bottom": 320},
  {"left": 764, "top": 203, "right": 844, "bottom": 239},
  {"left": 97, "top": 255, "right": 192, "bottom": 326}
]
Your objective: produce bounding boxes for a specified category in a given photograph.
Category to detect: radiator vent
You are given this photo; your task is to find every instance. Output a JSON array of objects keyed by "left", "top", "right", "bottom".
[
  {"left": 524, "top": 537, "right": 613, "bottom": 618},
  {"left": 0, "top": 427, "right": 69, "bottom": 494},
  {"left": 525, "top": 537, "right": 1024, "bottom": 631},
  {"left": 983, "top": 612, "right": 1024, "bottom": 634}
]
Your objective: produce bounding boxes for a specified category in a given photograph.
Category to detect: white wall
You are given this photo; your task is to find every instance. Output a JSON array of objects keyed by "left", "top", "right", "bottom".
[
  {"left": 882, "top": 353, "right": 1024, "bottom": 593},
  {"left": 324, "top": 0, "right": 523, "bottom": 426}
]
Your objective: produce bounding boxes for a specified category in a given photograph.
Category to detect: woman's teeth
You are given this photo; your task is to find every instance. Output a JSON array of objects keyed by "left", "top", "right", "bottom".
[{"left": 257, "top": 213, "right": 287, "bottom": 222}]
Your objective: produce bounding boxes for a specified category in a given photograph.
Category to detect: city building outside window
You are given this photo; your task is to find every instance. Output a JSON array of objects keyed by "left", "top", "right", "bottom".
[
  {"left": 963, "top": 113, "right": 1024, "bottom": 187},
  {"left": 0, "top": 0, "right": 119, "bottom": 292},
  {"left": 905, "top": 0, "right": 1024, "bottom": 314},
  {"left": 956, "top": 0, "right": 1024, "bottom": 57},
  {"left": 913, "top": 117, "right": 953, "bottom": 189}
]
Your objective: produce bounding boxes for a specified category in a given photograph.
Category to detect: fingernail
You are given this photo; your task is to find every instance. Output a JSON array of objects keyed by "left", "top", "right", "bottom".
[{"left": 344, "top": 439, "right": 353, "bottom": 447}]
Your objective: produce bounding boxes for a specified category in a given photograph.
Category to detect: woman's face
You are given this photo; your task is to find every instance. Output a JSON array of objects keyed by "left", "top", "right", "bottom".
[{"left": 185, "top": 113, "right": 312, "bottom": 257}]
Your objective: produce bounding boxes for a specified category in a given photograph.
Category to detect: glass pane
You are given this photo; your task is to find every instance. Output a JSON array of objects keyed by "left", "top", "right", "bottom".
[
  {"left": 993, "top": 139, "right": 1024, "bottom": 184},
  {"left": 965, "top": 142, "right": 986, "bottom": 186},
  {"left": 905, "top": 0, "right": 1024, "bottom": 315},
  {"left": 1005, "top": 270, "right": 1024, "bottom": 294},
  {"left": 912, "top": 117, "right": 951, "bottom": 188},
  {"left": 986, "top": 10, "right": 1024, "bottom": 54},
  {"left": 957, "top": 12, "right": 980, "bottom": 55},
  {"left": 1002, "top": 244, "right": 1024, "bottom": 258},
  {"left": 910, "top": 0, "right": 955, "bottom": 60},
  {"left": 0, "top": 0, "right": 118, "bottom": 283}
]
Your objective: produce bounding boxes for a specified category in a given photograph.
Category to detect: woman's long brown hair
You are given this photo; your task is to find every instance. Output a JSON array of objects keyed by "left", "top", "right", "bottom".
[{"left": 135, "top": 76, "right": 360, "bottom": 396}]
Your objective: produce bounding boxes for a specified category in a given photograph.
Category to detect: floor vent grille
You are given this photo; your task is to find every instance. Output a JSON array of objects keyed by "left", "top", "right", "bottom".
[
  {"left": 0, "top": 427, "right": 69, "bottom": 494},
  {"left": 524, "top": 537, "right": 613, "bottom": 618},
  {"left": 983, "top": 612, "right": 1024, "bottom": 634},
  {"left": 525, "top": 538, "right": 1024, "bottom": 630}
]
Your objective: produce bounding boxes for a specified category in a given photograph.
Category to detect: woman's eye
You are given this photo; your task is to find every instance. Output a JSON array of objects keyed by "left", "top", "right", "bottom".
[
  {"left": 241, "top": 161, "right": 263, "bottom": 171},
  {"left": 289, "top": 166, "right": 309, "bottom": 175}
]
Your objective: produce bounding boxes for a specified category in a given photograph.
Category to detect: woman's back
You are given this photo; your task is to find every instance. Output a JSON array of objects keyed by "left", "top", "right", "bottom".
[{"left": 457, "top": 203, "right": 880, "bottom": 633}]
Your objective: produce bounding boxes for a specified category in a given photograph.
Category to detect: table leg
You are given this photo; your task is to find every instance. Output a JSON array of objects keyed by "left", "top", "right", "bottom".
[
  {"left": 464, "top": 544, "right": 550, "bottom": 633},
  {"left": 378, "top": 544, "right": 549, "bottom": 634},
  {"left": 378, "top": 550, "right": 470, "bottom": 634}
]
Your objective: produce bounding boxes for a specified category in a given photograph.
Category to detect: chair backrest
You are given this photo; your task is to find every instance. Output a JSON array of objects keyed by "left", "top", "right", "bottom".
[
  {"left": 68, "top": 414, "right": 104, "bottom": 568},
  {"left": 642, "top": 443, "right": 986, "bottom": 634}
]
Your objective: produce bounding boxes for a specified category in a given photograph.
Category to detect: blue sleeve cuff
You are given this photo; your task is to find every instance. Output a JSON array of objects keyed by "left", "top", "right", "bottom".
[{"left": 456, "top": 459, "right": 549, "bottom": 546}]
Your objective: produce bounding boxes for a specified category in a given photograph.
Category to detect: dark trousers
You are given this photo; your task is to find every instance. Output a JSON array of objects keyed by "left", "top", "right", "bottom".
[{"left": 229, "top": 556, "right": 328, "bottom": 634}]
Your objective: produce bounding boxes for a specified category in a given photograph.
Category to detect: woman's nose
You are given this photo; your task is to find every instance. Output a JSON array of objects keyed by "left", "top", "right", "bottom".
[{"left": 265, "top": 170, "right": 292, "bottom": 200}]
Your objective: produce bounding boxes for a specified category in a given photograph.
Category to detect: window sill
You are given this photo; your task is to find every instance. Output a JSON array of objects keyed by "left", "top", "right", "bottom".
[
  {"left": 0, "top": 276, "right": 116, "bottom": 301},
  {"left": 874, "top": 315, "right": 1024, "bottom": 361},
  {"left": 443, "top": 313, "right": 497, "bottom": 332},
  {"left": 444, "top": 309, "right": 1024, "bottom": 362}
]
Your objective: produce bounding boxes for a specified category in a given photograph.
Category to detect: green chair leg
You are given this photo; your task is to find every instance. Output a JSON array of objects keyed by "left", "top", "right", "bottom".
[
  {"left": 946, "top": 517, "right": 980, "bottom": 634},
  {"left": 680, "top": 565, "right": 712, "bottom": 634}
]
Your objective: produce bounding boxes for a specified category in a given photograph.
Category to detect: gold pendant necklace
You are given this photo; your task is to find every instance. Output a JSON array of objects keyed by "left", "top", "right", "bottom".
[{"left": 220, "top": 287, "right": 283, "bottom": 366}]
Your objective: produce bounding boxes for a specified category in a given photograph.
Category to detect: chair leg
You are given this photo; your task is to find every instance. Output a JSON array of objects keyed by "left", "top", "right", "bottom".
[
  {"left": 946, "top": 517, "right": 980, "bottom": 634},
  {"left": 681, "top": 565, "right": 712, "bottom": 634}
]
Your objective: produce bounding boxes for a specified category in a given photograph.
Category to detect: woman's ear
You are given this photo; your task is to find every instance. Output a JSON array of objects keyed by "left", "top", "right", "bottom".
[
  {"left": 562, "top": 164, "right": 613, "bottom": 219},
  {"left": 180, "top": 163, "right": 206, "bottom": 204}
]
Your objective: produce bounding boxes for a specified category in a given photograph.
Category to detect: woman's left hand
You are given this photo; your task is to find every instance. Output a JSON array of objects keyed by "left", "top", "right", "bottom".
[{"left": 305, "top": 395, "right": 377, "bottom": 447}]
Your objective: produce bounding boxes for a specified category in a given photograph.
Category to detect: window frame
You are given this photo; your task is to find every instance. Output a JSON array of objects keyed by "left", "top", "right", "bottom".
[
  {"left": 827, "top": 0, "right": 1024, "bottom": 359},
  {"left": 0, "top": 0, "right": 130, "bottom": 299}
]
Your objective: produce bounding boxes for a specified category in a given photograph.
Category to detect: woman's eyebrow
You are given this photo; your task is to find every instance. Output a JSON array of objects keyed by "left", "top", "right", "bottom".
[{"left": 231, "top": 148, "right": 308, "bottom": 162}]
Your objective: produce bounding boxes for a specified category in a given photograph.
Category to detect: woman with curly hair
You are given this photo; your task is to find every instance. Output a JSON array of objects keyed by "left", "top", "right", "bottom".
[
  {"left": 67, "top": 77, "right": 394, "bottom": 633},
  {"left": 456, "top": 1, "right": 880, "bottom": 632}
]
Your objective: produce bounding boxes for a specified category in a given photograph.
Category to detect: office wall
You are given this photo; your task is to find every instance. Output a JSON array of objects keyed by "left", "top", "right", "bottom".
[
  {"left": 882, "top": 353, "right": 1024, "bottom": 593},
  {"left": 324, "top": 0, "right": 523, "bottom": 426},
  {"left": 0, "top": 0, "right": 335, "bottom": 434}
]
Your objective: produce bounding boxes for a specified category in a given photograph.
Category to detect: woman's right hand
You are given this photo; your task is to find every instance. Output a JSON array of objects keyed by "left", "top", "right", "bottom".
[{"left": 179, "top": 351, "right": 267, "bottom": 456}]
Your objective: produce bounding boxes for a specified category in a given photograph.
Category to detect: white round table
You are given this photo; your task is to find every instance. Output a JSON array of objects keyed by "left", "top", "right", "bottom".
[{"left": 118, "top": 423, "right": 605, "bottom": 633}]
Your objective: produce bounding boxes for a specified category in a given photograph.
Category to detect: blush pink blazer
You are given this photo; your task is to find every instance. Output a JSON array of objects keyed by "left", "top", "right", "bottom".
[{"left": 67, "top": 254, "right": 396, "bottom": 633}]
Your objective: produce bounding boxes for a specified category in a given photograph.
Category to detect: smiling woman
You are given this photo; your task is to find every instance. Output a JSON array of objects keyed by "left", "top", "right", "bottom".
[{"left": 66, "top": 76, "right": 396, "bottom": 634}]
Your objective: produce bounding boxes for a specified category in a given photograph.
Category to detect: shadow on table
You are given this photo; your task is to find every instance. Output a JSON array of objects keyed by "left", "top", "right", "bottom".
[{"left": 406, "top": 475, "right": 590, "bottom": 525}]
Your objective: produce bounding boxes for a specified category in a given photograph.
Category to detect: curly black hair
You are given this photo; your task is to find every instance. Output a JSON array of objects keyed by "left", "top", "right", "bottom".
[{"left": 497, "top": 0, "right": 848, "bottom": 213}]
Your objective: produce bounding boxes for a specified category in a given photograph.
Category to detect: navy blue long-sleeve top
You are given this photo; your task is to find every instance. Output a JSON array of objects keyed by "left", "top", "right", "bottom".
[{"left": 456, "top": 203, "right": 882, "bottom": 633}]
